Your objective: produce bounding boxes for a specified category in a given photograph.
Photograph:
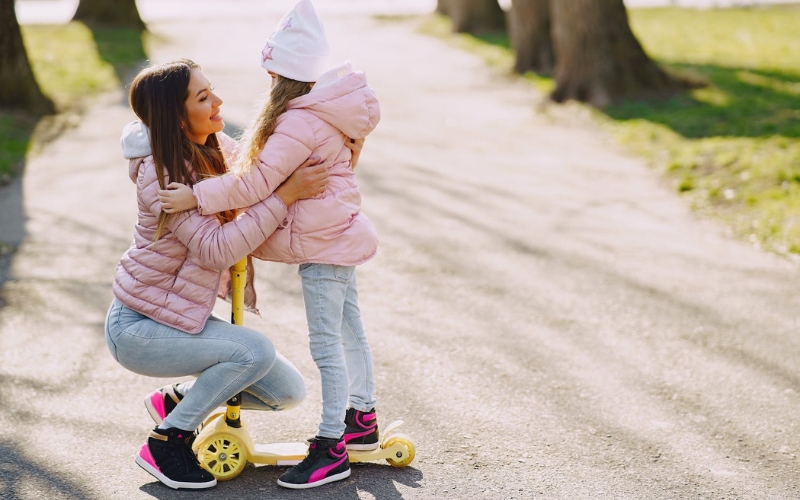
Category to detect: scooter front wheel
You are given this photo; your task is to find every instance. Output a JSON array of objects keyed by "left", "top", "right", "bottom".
[
  {"left": 383, "top": 435, "right": 415, "bottom": 468},
  {"left": 196, "top": 432, "right": 248, "bottom": 481}
]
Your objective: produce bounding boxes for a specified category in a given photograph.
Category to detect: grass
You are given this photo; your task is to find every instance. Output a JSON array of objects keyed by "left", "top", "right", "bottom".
[
  {"left": 0, "top": 22, "right": 146, "bottom": 183},
  {"left": 419, "top": 6, "right": 800, "bottom": 255},
  {"left": 611, "top": 6, "right": 800, "bottom": 254},
  {"left": 0, "top": 113, "right": 37, "bottom": 184}
]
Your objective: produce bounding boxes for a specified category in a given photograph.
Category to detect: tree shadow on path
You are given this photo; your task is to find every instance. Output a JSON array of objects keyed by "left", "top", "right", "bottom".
[
  {"left": 140, "top": 462, "right": 423, "bottom": 499},
  {"left": 0, "top": 439, "right": 95, "bottom": 500}
]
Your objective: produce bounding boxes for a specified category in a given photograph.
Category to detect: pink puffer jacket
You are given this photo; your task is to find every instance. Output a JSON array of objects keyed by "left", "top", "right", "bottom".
[
  {"left": 192, "top": 61, "right": 380, "bottom": 266},
  {"left": 113, "top": 126, "right": 288, "bottom": 334}
]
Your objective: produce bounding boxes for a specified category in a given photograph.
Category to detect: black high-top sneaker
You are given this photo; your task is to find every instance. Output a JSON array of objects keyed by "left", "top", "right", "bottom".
[
  {"left": 143, "top": 385, "right": 203, "bottom": 442},
  {"left": 277, "top": 436, "right": 350, "bottom": 489},
  {"left": 135, "top": 427, "right": 216, "bottom": 490},
  {"left": 144, "top": 384, "right": 183, "bottom": 424},
  {"left": 344, "top": 407, "right": 379, "bottom": 450}
]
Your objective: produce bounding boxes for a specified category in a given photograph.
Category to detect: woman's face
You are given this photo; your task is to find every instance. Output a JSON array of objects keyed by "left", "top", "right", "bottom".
[{"left": 183, "top": 68, "right": 224, "bottom": 144}]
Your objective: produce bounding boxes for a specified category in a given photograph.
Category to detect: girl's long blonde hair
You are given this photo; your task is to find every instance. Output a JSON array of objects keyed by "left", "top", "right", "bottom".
[{"left": 238, "top": 75, "right": 314, "bottom": 174}]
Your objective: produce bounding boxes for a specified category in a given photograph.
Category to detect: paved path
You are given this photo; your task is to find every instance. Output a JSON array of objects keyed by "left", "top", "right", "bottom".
[{"left": 3, "top": 1, "right": 800, "bottom": 499}]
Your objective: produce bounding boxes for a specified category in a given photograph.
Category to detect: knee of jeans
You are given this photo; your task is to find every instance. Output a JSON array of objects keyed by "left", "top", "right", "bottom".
[
  {"left": 278, "top": 380, "right": 306, "bottom": 411},
  {"left": 237, "top": 334, "right": 276, "bottom": 374}
]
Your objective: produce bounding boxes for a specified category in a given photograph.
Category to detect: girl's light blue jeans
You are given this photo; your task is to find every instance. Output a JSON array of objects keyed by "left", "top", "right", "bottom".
[
  {"left": 104, "top": 298, "right": 306, "bottom": 431},
  {"left": 298, "top": 263, "right": 376, "bottom": 439}
]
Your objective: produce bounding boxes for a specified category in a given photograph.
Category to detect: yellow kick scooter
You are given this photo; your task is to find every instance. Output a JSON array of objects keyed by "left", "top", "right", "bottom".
[{"left": 191, "top": 258, "right": 416, "bottom": 481}]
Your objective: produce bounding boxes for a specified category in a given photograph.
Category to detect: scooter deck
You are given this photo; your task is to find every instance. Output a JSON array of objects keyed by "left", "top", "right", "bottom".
[
  {"left": 251, "top": 442, "right": 307, "bottom": 466},
  {"left": 193, "top": 412, "right": 415, "bottom": 478}
]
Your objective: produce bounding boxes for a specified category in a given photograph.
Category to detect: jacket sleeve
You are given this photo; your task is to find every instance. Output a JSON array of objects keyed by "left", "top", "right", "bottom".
[
  {"left": 193, "top": 114, "right": 316, "bottom": 215},
  {"left": 166, "top": 197, "right": 288, "bottom": 270},
  {"left": 138, "top": 157, "right": 288, "bottom": 270}
]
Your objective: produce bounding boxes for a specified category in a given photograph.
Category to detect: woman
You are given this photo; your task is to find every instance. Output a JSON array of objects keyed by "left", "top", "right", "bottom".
[{"left": 105, "top": 59, "right": 329, "bottom": 490}]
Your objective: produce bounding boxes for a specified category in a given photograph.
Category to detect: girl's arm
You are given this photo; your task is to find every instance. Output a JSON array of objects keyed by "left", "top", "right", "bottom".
[
  {"left": 141, "top": 158, "right": 326, "bottom": 270},
  {"left": 165, "top": 197, "right": 286, "bottom": 270},
  {"left": 159, "top": 154, "right": 323, "bottom": 214},
  {"left": 194, "top": 114, "right": 316, "bottom": 215}
]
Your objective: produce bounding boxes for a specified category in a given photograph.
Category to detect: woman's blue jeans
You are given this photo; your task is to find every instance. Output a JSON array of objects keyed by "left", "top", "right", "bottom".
[
  {"left": 105, "top": 298, "right": 305, "bottom": 431},
  {"left": 298, "top": 263, "right": 376, "bottom": 439}
]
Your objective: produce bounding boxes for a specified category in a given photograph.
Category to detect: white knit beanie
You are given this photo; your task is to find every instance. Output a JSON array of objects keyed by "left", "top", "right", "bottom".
[{"left": 260, "top": 0, "right": 330, "bottom": 83}]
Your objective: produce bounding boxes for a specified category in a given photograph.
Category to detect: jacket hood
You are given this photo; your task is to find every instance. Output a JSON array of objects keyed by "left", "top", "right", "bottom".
[
  {"left": 121, "top": 120, "right": 152, "bottom": 159},
  {"left": 121, "top": 121, "right": 152, "bottom": 183},
  {"left": 119, "top": 121, "right": 240, "bottom": 184},
  {"left": 287, "top": 61, "right": 380, "bottom": 139}
]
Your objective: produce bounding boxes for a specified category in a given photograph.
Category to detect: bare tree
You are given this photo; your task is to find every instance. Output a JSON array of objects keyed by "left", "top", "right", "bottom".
[
  {"left": 508, "top": 0, "right": 553, "bottom": 75},
  {"left": 0, "top": 0, "right": 55, "bottom": 114},
  {"left": 449, "top": 0, "right": 506, "bottom": 34},
  {"left": 72, "top": 0, "right": 145, "bottom": 28},
  {"left": 549, "top": 0, "right": 677, "bottom": 106}
]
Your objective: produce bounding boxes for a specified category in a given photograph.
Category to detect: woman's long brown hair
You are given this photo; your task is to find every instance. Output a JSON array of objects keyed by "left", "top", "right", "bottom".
[
  {"left": 238, "top": 74, "right": 314, "bottom": 174},
  {"left": 128, "top": 59, "right": 237, "bottom": 240}
]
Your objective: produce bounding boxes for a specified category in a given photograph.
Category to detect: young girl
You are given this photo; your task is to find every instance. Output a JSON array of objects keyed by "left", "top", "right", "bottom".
[
  {"left": 160, "top": 0, "right": 381, "bottom": 489},
  {"left": 107, "top": 59, "right": 328, "bottom": 490}
]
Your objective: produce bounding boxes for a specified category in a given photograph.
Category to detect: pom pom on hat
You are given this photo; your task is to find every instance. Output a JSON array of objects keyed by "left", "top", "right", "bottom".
[{"left": 260, "top": 0, "right": 330, "bottom": 83}]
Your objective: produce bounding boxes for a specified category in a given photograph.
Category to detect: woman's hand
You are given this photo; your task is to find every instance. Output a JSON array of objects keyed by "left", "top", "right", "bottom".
[
  {"left": 275, "top": 156, "right": 328, "bottom": 206},
  {"left": 345, "top": 137, "right": 365, "bottom": 170},
  {"left": 158, "top": 183, "right": 198, "bottom": 213}
]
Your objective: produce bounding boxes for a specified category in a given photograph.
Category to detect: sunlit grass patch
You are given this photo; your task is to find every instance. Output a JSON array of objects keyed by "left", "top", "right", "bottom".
[
  {"left": 0, "top": 113, "right": 37, "bottom": 184},
  {"left": 608, "top": 6, "right": 800, "bottom": 254},
  {"left": 21, "top": 21, "right": 146, "bottom": 109}
]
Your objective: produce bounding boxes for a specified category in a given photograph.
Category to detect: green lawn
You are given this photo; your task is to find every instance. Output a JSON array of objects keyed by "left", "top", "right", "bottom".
[
  {"left": 420, "top": 5, "right": 800, "bottom": 255},
  {"left": 0, "top": 22, "right": 146, "bottom": 183}
]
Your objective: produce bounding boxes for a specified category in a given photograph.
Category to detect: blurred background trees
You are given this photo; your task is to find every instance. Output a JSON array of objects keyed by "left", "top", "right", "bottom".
[
  {"left": 438, "top": 0, "right": 683, "bottom": 105},
  {"left": 72, "top": 0, "right": 145, "bottom": 28},
  {"left": 441, "top": 0, "right": 507, "bottom": 33},
  {"left": 549, "top": 0, "right": 677, "bottom": 106},
  {"left": 508, "top": 0, "right": 552, "bottom": 75},
  {"left": 1, "top": 0, "right": 148, "bottom": 183},
  {"left": 0, "top": 0, "right": 54, "bottom": 114},
  {"left": 1, "top": 0, "right": 146, "bottom": 116}
]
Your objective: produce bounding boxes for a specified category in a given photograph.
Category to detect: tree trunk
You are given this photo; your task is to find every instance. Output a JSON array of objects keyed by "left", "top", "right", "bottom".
[
  {"left": 436, "top": 0, "right": 451, "bottom": 16},
  {"left": 549, "top": 0, "right": 675, "bottom": 106},
  {"left": 72, "top": 0, "right": 145, "bottom": 28},
  {"left": 508, "top": 0, "right": 553, "bottom": 75},
  {"left": 449, "top": 0, "right": 506, "bottom": 34},
  {"left": 0, "top": 0, "right": 55, "bottom": 115}
]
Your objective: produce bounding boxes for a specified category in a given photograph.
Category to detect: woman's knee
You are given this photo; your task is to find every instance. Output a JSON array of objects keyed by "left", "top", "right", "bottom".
[
  {"left": 280, "top": 376, "right": 307, "bottom": 411},
  {"left": 266, "top": 354, "right": 307, "bottom": 411},
  {"left": 234, "top": 330, "right": 277, "bottom": 374}
]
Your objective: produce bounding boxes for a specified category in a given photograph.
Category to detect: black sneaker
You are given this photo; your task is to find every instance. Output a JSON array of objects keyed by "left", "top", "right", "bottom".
[
  {"left": 344, "top": 407, "right": 379, "bottom": 450},
  {"left": 277, "top": 436, "right": 350, "bottom": 489},
  {"left": 144, "top": 384, "right": 183, "bottom": 424},
  {"left": 135, "top": 427, "right": 217, "bottom": 490},
  {"left": 144, "top": 385, "right": 203, "bottom": 442}
]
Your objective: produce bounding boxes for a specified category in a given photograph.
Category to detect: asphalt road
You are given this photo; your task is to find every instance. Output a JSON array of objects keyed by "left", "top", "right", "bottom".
[{"left": 2, "top": 1, "right": 800, "bottom": 499}]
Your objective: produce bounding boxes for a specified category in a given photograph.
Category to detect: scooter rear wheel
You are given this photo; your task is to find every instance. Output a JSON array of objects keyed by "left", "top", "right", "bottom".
[{"left": 196, "top": 432, "right": 248, "bottom": 480}]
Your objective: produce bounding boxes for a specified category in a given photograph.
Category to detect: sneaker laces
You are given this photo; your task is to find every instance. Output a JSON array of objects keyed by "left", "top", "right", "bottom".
[{"left": 169, "top": 433, "right": 202, "bottom": 473}]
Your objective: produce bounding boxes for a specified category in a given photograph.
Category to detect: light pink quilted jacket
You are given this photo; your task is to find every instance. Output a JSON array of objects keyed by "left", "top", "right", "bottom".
[
  {"left": 192, "top": 62, "right": 380, "bottom": 266},
  {"left": 113, "top": 127, "right": 288, "bottom": 334}
]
